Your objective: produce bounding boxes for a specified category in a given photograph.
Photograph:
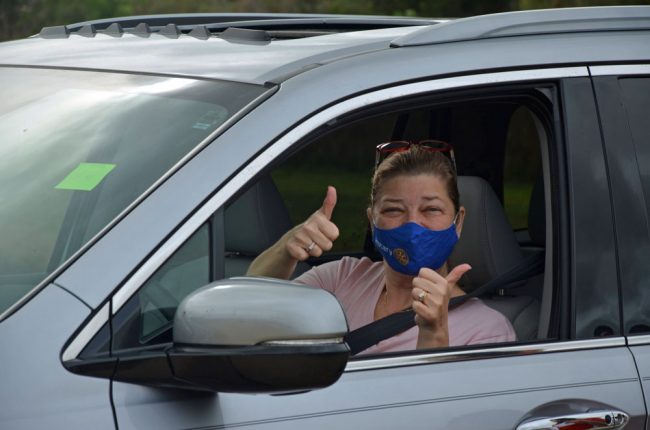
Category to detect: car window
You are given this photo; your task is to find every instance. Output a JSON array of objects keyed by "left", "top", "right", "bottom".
[
  {"left": 0, "top": 67, "right": 267, "bottom": 315},
  {"left": 110, "top": 84, "right": 560, "bottom": 355},
  {"left": 504, "top": 106, "right": 543, "bottom": 234},
  {"left": 112, "top": 224, "right": 210, "bottom": 350},
  {"left": 615, "top": 77, "right": 650, "bottom": 335},
  {"left": 271, "top": 115, "right": 390, "bottom": 254}
]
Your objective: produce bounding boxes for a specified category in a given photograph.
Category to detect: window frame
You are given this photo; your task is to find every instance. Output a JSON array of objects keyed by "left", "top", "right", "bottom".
[{"left": 65, "top": 66, "right": 621, "bottom": 368}]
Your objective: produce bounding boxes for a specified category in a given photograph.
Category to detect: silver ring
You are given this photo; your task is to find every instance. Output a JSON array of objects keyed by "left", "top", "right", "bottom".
[
  {"left": 417, "top": 291, "right": 427, "bottom": 303},
  {"left": 307, "top": 241, "right": 316, "bottom": 252}
]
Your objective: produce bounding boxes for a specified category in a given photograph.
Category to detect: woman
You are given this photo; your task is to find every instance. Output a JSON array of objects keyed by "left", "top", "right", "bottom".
[{"left": 247, "top": 143, "right": 515, "bottom": 354}]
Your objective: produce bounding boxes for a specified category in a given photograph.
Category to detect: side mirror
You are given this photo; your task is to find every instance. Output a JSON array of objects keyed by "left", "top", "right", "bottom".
[
  {"left": 65, "top": 277, "right": 350, "bottom": 394},
  {"left": 170, "top": 277, "right": 350, "bottom": 393}
]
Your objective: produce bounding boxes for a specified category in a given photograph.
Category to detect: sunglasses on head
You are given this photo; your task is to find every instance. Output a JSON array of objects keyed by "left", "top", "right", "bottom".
[{"left": 375, "top": 139, "right": 456, "bottom": 170}]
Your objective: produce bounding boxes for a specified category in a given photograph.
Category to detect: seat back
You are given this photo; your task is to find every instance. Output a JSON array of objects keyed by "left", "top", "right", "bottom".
[
  {"left": 223, "top": 175, "right": 294, "bottom": 278},
  {"left": 448, "top": 176, "right": 540, "bottom": 340}
]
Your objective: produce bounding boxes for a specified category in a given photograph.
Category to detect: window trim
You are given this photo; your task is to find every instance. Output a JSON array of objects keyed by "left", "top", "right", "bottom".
[
  {"left": 589, "top": 64, "right": 650, "bottom": 77},
  {"left": 63, "top": 66, "right": 588, "bottom": 363},
  {"left": 628, "top": 335, "right": 650, "bottom": 346},
  {"left": 346, "top": 337, "right": 625, "bottom": 372}
]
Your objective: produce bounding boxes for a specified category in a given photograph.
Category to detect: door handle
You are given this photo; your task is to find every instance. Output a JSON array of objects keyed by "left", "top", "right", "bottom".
[{"left": 516, "top": 410, "right": 629, "bottom": 430}]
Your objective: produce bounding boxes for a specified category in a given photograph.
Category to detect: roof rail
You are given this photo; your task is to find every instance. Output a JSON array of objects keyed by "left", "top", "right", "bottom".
[
  {"left": 66, "top": 13, "right": 326, "bottom": 31},
  {"left": 39, "top": 14, "right": 443, "bottom": 42},
  {"left": 65, "top": 13, "right": 440, "bottom": 33},
  {"left": 391, "top": 6, "right": 650, "bottom": 47}
]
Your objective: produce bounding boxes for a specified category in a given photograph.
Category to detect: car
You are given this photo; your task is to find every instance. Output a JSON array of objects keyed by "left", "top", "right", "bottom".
[{"left": 0, "top": 6, "right": 649, "bottom": 429}]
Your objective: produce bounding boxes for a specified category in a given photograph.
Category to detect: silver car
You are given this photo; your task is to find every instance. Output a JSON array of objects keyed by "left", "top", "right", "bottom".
[{"left": 1, "top": 6, "right": 649, "bottom": 429}]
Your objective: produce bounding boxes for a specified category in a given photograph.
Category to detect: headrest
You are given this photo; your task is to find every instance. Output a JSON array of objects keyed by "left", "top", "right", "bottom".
[
  {"left": 224, "top": 175, "right": 293, "bottom": 255},
  {"left": 448, "top": 176, "right": 524, "bottom": 290}
]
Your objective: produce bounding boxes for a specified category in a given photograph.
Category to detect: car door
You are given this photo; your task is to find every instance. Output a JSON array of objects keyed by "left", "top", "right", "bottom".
[
  {"left": 592, "top": 64, "right": 650, "bottom": 428},
  {"left": 60, "top": 67, "right": 646, "bottom": 429}
]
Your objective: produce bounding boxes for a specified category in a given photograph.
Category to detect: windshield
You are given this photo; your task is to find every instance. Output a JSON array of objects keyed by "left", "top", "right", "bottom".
[{"left": 0, "top": 67, "right": 267, "bottom": 315}]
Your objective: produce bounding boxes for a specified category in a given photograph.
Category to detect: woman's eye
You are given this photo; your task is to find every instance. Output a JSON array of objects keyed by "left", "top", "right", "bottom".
[
  {"left": 382, "top": 207, "right": 402, "bottom": 214},
  {"left": 425, "top": 207, "right": 442, "bottom": 213}
]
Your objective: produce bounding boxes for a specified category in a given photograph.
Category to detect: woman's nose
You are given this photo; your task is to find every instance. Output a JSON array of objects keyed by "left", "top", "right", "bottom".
[{"left": 406, "top": 210, "right": 424, "bottom": 225}]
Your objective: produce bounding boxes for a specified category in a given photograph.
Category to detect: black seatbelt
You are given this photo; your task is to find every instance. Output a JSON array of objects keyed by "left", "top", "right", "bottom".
[{"left": 345, "top": 252, "right": 544, "bottom": 355}]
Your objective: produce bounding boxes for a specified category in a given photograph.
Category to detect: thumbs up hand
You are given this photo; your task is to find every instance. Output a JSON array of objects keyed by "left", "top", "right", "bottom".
[
  {"left": 412, "top": 263, "right": 472, "bottom": 349},
  {"left": 285, "top": 186, "right": 340, "bottom": 261}
]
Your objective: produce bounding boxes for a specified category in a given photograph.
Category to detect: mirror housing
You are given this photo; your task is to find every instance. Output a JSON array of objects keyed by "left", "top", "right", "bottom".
[
  {"left": 170, "top": 277, "right": 350, "bottom": 393},
  {"left": 65, "top": 277, "right": 350, "bottom": 394}
]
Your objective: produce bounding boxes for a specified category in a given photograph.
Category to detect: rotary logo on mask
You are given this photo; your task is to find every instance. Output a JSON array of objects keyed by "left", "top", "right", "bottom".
[{"left": 393, "top": 248, "right": 409, "bottom": 265}]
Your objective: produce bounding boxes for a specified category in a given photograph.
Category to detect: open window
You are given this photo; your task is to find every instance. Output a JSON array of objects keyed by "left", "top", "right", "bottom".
[
  {"left": 101, "top": 83, "right": 558, "bottom": 359},
  {"left": 261, "top": 87, "right": 553, "bottom": 349}
]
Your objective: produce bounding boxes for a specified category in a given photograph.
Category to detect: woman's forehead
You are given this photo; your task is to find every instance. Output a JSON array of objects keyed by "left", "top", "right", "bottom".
[{"left": 376, "top": 174, "right": 450, "bottom": 201}]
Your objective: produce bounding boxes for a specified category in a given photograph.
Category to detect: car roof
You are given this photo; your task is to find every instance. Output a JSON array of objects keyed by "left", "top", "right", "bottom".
[
  {"left": 1, "top": 7, "right": 648, "bottom": 86},
  {"left": 0, "top": 15, "right": 438, "bottom": 85}
]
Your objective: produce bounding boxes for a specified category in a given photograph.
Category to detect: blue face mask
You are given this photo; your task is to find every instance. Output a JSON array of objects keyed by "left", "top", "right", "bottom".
[{"left": 372, "top": 218, "right": 459, "bottom": 276}]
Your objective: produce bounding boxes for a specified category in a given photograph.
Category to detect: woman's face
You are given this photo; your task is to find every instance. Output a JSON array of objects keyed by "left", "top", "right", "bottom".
[{"left": 368, "top": 173, "right": 465, "bottom": 235}]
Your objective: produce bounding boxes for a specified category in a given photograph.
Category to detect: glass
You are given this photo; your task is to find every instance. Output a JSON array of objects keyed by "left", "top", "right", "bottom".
[
  {"left": 0, "top": 67, "right": 266, "bottom": 315},
  {"left": 375, "top": 139, "right": 456, "bottom": 170},
  {"left": 112, "top": 224, "right": 210, "bottom": 350},
  {"left": 618, "top": 77, "right": 650, "bottom": 335}
]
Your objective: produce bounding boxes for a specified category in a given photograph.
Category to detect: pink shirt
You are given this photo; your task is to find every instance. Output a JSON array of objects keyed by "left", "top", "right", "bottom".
[{"left": 295, "top": 256, "right": 516, "bottom": 355}]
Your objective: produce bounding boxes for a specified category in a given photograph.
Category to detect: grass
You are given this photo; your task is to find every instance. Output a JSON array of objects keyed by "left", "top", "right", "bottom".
[
  {"left": 273, "top": 167, "right": 534, "bottom": 251},
  {"left": 272, "top": 167, "right": 374, "bottom": 252}
]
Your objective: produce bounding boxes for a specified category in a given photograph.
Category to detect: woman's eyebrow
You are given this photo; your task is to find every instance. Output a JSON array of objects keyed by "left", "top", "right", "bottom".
[
  {"left": 421, "top": 195, "right": 443, "bottom": 202},
  {"left": 380, "top": 198, "right": 404, "bottom": 204}
]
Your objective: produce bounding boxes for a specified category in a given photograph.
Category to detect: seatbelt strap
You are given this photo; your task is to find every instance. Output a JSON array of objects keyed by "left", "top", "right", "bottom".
[{"left": 345, "top": 252, "right": 544, "bottom": 355}]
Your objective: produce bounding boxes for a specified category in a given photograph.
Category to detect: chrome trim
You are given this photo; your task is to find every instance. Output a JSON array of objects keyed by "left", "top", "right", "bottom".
[
  {"left": 0, "top": 84, "right": 277, "bottom": 324},
  {"left": 262, "top": 337, "right": 345, "bottom": 346},
  {"left": 345, "top": 338, "right": 626, "bottom": 372},
  {"left": 589, "top": 64, "right": 650, "bottom": 76},
  {"left": 626, "top": 334, "right": 650, "bottom": 346},
  {"left": 61, "top": 302, "right": 109, "bottom": 362},
  {"left": 517, "top": 410, "right": 628, "bottom": 430},
  {"left": 65, "top": 66, "right": 588, "bottom": 358},
  {"left": 112, "top": 65, "right": 587, "bottom": 315}
]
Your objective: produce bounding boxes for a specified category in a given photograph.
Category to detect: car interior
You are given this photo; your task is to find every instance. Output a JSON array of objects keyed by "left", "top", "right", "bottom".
[
  {"left": 221, "top": 86, "right": 554, "bottom": 348},
  {"left": 108, "top": 84, "right": 556, "bottom": 355}
]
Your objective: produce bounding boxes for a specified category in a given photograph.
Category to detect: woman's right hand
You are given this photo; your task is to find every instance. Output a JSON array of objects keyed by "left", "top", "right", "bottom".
[
  {"left": 284, "top": 185, "right": 340, "bottom": 261},
  {"left": 246, "top": 186, "right": 339, "bottom": 279}
]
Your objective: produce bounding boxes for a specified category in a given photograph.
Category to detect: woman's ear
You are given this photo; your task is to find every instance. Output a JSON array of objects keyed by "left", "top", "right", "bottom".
[
  {"left": 455, "top": 206, "right": 466, "bottom": 237},
  {"left": 366, "top": 207, "right": 373, "bottom": 225}
]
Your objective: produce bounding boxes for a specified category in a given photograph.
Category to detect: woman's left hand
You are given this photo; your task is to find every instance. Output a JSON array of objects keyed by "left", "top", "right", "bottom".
[{"left": 411, "top": 264, "right": 472, "bottom": 349}]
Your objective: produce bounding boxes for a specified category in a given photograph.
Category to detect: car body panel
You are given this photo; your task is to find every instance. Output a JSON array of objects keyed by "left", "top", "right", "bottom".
[
  {"left": 0, "top": 26, "right": 418, "bottom": 85},
  {"left": 112, "top": 344, "right": 645, "bottom": 429},
  {"left": 0, "top": 284, "right": 113, "bottom": 429},
  {"left": 629, "top": 341, "right": 650, "bottom": 430}
]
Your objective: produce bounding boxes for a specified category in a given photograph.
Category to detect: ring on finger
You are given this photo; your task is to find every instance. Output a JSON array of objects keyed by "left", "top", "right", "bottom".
[
  {"left": 417, "top": 290, "right": 427, "bottom": 303},
  {"left": 306, "top": 241, "right": 316, "bottom": 252}
]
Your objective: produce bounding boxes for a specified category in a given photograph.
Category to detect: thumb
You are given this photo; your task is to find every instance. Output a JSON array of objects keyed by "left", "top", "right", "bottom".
[
  {"left": 320, "top": 185, "right": 337, "bottom": 220},
  {"left": 446, "top": 263, "right": 472, "bottom": 286}
]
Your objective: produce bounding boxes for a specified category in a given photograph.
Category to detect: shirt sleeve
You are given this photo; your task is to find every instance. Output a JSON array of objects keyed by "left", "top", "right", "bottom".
[
  {"left": 450, "top": 299, "right": 518, "bottom": 346},
  {"left": 467, "top": 311, "right": 517, "bottom": 344},
  {"left": 293, "top": 259, "right": 343, "bottom": 294}
]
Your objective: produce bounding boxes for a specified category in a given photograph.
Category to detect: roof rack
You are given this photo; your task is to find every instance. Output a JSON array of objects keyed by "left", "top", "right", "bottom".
[
  {"left": 65, "top": 13, "right": 440, "bottom": 31},
  {"left": 39, "top": 13, "right": 442, "bottom": 42},
  {"left": 391, "top": 6, "right": 650, "bottom": 47}
]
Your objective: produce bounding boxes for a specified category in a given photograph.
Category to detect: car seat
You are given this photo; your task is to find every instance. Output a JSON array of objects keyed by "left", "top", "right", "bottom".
[
  {"left": 224, "top": 174, "right": 300, "bottom": 278},
  {"left": 448, "top": 176, "right": 541, "bottom": 340}
]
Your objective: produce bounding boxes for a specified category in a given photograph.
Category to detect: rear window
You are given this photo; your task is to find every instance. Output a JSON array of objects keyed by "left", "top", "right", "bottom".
[{"left": 0, "top": 67, "right": 266, "bottom": 315}]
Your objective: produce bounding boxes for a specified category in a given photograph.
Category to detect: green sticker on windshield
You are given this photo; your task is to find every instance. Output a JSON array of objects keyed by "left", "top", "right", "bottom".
[{"left": 56, "top": 163, "right": 116, "bottom": 191}]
